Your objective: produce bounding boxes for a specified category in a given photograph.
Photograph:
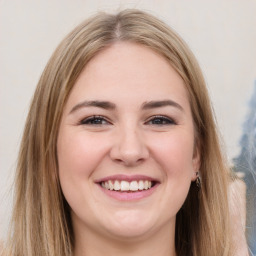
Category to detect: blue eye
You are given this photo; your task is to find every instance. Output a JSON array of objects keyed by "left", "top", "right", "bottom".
[
  {"left": 80, "top": 116, "right": 110, "bottom": 125},
  {"left": 146, "top": 115, "right": 176, "bottom": 125}
]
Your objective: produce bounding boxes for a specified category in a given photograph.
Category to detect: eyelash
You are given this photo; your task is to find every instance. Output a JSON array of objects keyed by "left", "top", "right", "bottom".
[
  {"left": 145, "top": 115, "right": 176, "bottom": 125},
  {"left": 79, "top": 115, "right": 111, "bottom": 125},
  {"left": 79, "top": 115, "right": 176, "bottom": 126}
]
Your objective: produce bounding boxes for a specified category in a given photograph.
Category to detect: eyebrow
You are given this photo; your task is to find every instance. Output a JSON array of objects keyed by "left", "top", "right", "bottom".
[
  {"left": 69, "top": 100, "right": 116, "bottom": 114},
  {"left": 69, "top": 99, "right": 183, "bottom": 114},
  {"left": 142, "top": 100, "right": 184, "bottom": 111}
]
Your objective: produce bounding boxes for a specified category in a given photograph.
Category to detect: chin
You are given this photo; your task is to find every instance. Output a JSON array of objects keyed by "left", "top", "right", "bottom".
[
  {"left": 105, "top": 225, "right": 153, "bottom": 241},
  {"left": 101, "top": 209, "right": 159, "bottom": 240}
]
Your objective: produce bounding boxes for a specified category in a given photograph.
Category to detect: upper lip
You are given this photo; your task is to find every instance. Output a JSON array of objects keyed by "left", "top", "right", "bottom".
[{"left": 94, "top": 174, "right": 159, "bottom": 183}]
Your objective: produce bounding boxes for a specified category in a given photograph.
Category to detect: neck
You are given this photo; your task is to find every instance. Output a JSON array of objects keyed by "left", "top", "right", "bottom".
[{"left": 73, "top": 221, "right": 177, "bottom": 256}]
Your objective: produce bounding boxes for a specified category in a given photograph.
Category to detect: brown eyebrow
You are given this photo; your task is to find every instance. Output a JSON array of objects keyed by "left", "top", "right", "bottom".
[
  {"left": 141, "top": 100, "right": 184, "bottom": 111},
  {"left": 69, "top": 100, "right": 116, "bottom": 114},
  {"left": 69, "top": 99, "right": 183, "bottom": 114}
]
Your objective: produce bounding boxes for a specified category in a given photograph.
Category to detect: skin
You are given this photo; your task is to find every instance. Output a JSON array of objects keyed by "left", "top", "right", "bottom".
[{"left": 57, "top": 42, "right": 200, "bottom": 256}]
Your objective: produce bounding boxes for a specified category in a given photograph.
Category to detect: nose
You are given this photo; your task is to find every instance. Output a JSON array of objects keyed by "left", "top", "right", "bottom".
[{"left": 110, "top": 126, "right": 149, "bottom": 166}]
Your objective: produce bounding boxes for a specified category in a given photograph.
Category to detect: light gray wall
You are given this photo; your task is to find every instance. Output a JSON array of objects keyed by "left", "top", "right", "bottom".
[{"left": 1, "top": 0, "right": 256, "bottom": 240}]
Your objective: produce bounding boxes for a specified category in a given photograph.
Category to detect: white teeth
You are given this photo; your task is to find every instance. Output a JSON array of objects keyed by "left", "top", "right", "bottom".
[
  {"left": 120, "top": 181, "right": 129, "bottom": 191},
  {"left": 109, "top": 180, "right": 114, "bottom": 190},
  {"left": 138, "top": 180, "right": 144, "bottom": 190},
  {"left": 105, "top": 181, "right": 109, "bottom": 190},
  {"left": 130, "top": 181, "right": 139, "bottom": 191},
  {"left": 114, "top": 180, "right": 120, "bottom": 191},
  {"left": 144, "top": 180, "right": 149, "bottom": 189},
  {"left": 101, "top": 180, "right": 153, "bottom": 191}
]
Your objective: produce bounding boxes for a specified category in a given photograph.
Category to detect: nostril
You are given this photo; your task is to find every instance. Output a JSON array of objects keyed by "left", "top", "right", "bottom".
[
  {"left": 111, "top": 151, "right": 147, "bottom": 166},
  {"left": 109, "top": 133, "right": 149, "bottom": 165},
  {"left": 119, "top": 157, "right": 146, "bottom": 166}
]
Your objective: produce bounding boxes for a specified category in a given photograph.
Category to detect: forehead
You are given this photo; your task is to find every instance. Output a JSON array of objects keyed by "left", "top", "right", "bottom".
[{"left": 65, "top": 42, "right": 190, "bottom": 111}]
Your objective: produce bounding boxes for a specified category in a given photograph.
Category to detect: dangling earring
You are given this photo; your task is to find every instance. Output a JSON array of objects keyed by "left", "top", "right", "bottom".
[{"left": 196, "top": 171, "right": 201, "bottom": 189}]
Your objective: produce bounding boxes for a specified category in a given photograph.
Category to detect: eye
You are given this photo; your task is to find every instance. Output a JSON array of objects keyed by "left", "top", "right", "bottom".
[
  {"left": 79, "top": 115, "right": 111, "bottom": 125},
  {"left": 145, "top": 115, "right": 176, "bottom": 125}
]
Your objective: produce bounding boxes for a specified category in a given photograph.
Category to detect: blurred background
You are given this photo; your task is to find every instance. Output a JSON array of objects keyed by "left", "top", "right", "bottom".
[{"left": 1, "top": 0, "right": 256, "bottom": 254}]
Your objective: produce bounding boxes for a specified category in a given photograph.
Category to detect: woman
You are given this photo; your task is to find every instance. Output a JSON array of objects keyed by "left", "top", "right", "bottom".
[{"left": 3, "top": 9, "right": 243, "bottom": 256}]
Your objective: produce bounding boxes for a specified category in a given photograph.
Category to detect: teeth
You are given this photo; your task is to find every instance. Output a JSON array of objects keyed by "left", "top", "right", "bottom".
[
  {"left": 138, "top": 180, "right": 144, "bottom": 190},
  {"left": 130, "top": 181, "right": 138, "bottom": 191},
  {"left": 114, "top": 180, "right": 120, "bottom": 191},
  {"left": 120, "top": 181, "right": 129, "bottom": 191},
  {"left": 145, "top": 180, "right": 149, "bottom": 189},
  {"left": 101, "top": 180, "right": 153, "bottom": 192},
  {"left": 109, "top": 180, "right": 114, "bottom": 190}
]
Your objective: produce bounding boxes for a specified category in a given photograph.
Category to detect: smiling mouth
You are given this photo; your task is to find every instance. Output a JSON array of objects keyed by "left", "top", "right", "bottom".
[{"left": 100, "top": 180, "right": 157, "bottom": 192}]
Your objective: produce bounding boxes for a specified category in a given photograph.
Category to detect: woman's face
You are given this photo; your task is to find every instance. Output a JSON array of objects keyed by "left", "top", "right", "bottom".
[{"left": 57, "top": 42, "right": 200, "bottom": 241}]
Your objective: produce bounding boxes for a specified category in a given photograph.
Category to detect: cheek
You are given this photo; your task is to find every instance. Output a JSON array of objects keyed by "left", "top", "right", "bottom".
[
  {"left": 141, "top": 131, "right": 195, "bottom": 219},
  {"left": 147, "top": 131, "right": 194, "bottom": 192},
  {"left": 57, "top": 131, "right": 108, "bottom": 178},
  {"left": 57, "top": 131, "right": 110, "bottom": 213},
  {"left": 154, "top": 133, "right": 195, "bottom": 213},
  {"left": 149, "top": 131, "right": 195, "bottom": 179}
]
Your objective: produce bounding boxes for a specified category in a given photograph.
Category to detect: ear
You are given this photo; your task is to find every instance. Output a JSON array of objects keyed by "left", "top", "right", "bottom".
[{"left": 191, "top": 142, "right": 201, "bottom": 181}]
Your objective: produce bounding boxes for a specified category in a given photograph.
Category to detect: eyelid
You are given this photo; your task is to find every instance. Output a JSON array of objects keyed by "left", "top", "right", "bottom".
[
  {"left": 144, "top": 115, "right": 177, "bottom": 125},
  {"left": 77, "top": 114, "right": 176, "bottom": 126},
  {"left": 79, "top": 115, "right": 112, "bottom": 125}
]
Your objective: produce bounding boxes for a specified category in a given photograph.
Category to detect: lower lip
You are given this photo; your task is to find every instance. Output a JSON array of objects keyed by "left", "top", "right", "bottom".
[{"left": 98, "top": 183, "right": 159, "bottom": 201}]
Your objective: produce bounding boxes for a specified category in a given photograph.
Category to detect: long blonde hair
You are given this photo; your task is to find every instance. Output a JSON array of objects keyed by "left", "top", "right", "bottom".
[{"left": 5, "top": 9, "right": 232, "bottom": 256}]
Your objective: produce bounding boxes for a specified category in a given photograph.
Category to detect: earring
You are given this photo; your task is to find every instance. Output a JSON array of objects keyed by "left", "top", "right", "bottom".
[{"left": 196, "top": 171, "right": 201, "bottom": 188}]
